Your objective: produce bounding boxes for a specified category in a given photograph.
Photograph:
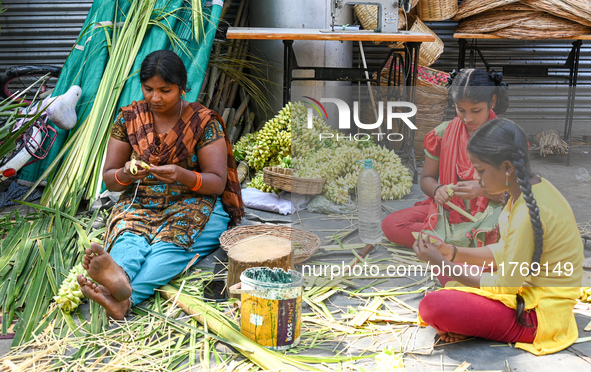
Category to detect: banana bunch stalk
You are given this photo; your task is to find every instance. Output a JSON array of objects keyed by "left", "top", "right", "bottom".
[{"left": 53, "top": 263, "right": 87, "bottom": 313}]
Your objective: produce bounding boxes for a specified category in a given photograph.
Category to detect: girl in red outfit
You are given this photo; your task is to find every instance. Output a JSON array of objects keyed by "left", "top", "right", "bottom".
[{"left": 382, "top": 69, "right": 509, "bottom": 248}]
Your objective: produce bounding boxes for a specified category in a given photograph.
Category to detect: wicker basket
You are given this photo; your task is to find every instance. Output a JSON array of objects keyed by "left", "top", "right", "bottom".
[
  {"left": 456, "top": 5, "right": 591, "bottom": 39},
  {"left": 263, "top": 167, "right": 324, "bottom": 195},
  {"left": 522, "top": 0, "right": 591, "bottom": 27},
  {"left": 493, "top": 14, "right": 591, "bottom": 39},
  {"left": 391, "top": 15, "right": 444, "bottom": 67},
  {"left": 417, "top": 0, "right": 458, "bottom": 21},
  {"left": 455, "top": 5, "right": 541, "bottom": 33},
  {"left": 453, "top": 0, "right": 520, "bottom": 21},
  {"left": 455, "top": 0, "right": 591, "bottom": 25},
  {"left": 219, "top": 224, "right": 321, "bottom": 264}
]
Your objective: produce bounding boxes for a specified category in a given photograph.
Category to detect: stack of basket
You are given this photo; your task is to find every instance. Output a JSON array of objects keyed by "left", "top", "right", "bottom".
[
  {"left": 375, "top": 63, "right": 449, "bottom": 160},
  {"left": 355, "top": 2, "right": 456, "bottom": 159},
  {"left": 453, "top": 0, "right": 591, "bottom": 38}
]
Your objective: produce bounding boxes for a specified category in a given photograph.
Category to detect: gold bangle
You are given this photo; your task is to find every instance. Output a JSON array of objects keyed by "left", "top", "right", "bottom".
[{"left": 115, "top": 168, "right": 132, "bottom": 186}]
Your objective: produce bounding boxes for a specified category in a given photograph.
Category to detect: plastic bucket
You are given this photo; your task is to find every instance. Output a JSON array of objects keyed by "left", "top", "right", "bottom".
[{"left": 234, "top": 267, "right": 303, "bottom": 350}]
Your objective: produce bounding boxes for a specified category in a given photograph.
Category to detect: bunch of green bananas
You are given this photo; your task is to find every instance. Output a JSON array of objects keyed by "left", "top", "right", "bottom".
[
  {"left": 289, "top": 101, "right": 412, "bottom": 204},
  {"left": 53, "top": 263, "right": 87, "bottom": 313},
  {"left": 241, "top": 103, "right": 292, "bottom": 171}
]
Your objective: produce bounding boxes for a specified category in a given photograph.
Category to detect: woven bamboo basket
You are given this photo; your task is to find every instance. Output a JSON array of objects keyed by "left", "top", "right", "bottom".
[
  {"left": 392, "top": 15, "right": 443, "bottom": 67},
  {"left": 493, "top": 13, "right": 591, "bottom": 39},
  {"left": 522, "top": 0, "right": 591, "bottom": 27},
  {"left": 452, "top": 0, "right": 520, "bottom": 21},
  {"left": 219, "top": 224, "right": 321, "bottom": 264},
  {"left": 417, "top": 0, "right": 458, "bottom": 21},
  {"left": 455, "top": 5, "right": 541, "bottom": 34},
  {"left": 263, "top": 167, "right": 324, "bottom": 195}
]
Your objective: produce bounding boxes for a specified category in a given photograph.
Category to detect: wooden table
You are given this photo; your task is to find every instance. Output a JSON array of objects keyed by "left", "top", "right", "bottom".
[
  {"left": 227, "top": 27, "right": 435, "bottom": 181},
  {"left": 454, "top": 33, "right": 590, "bottom": 165},
  {"left": 228, "top": 27, "right": 434, "bottom": 104}
]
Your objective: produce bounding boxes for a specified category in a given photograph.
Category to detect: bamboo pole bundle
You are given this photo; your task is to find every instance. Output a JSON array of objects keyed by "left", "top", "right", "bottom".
[
  {"left": 40, "top": 0, "right": 158, "bottom": 209},
  {"left": 198, "top": 0, "right": 267, "bottom": 145}
]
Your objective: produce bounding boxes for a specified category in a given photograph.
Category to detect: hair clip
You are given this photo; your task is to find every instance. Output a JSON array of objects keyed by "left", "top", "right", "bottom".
[{"left": 489, "top": 70, "right": 504, "bottom": 84}]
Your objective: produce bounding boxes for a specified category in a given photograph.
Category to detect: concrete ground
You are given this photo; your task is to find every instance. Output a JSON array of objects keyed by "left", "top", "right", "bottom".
[{"left": 0, "top": 146, "right": 590, "bottom": 370}]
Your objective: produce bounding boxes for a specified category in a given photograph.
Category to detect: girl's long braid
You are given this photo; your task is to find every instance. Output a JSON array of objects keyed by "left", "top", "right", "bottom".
[
  {"left": 467, "top": 118, "right": 544, "bottom": 328},
  {"left": 511, "top": 148, "right": 544, "bottom": 327}
]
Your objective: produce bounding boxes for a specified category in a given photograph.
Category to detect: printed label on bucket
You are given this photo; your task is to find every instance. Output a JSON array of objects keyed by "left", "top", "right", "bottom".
[{"left": 241, "top": 293, "right": 302, "bottom": 349}]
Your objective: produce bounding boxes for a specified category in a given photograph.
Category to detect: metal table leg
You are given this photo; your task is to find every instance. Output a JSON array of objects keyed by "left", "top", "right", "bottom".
[
  {"left": 458, "top": 38, "right": 467, "bottom": 69},
  {"left": 404, "top": 42, "right": 420, "bottom": 183},
  {"left": 282, "top": 40, "right": 295, "bottom": 106},
  {"left": 564, "top": 40, "right": 582, "bottom": 166}
]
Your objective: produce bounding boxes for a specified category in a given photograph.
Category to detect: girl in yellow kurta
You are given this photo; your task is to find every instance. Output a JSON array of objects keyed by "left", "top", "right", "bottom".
[{"left": 413, "top": 118, "right": 583, "bottom": 355}]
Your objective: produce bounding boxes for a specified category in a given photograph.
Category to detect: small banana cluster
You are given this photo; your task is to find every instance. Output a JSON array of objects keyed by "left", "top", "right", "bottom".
[
  {"left": 248, "top": 171, "right": 279, "bottom": 194},
  {"left": 580, "top": 287, "right": 591, "bottom": 302},
  {"left": 53, "top": 263, "right": 87, "bottom": 313},
  {"left": 236, "top": 103, "right": 292, "bottom": 171},
  {"left": 233, "top": 132, "right": 256, "bottom": 161},
  {"left": 279, "top": 155, "right": 291, "bottom": 168}
]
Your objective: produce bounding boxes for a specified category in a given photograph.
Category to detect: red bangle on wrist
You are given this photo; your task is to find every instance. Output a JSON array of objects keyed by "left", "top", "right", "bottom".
[
  {"left": 115, "top": 168, "right": 132, "bottom": 186},
  {"left": 191, "top": 171, "right": 202, "bottom": 191}
]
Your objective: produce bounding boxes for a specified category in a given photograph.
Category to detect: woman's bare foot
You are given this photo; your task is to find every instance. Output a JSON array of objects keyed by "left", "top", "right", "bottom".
[
  {"left": 77, "top": 274, "right": 130, "bottom": 320},
  {"left": 82, "top": 242, "right": 132, "bottom": 302},
  {"left": 436, "top": 330, "right": 469, "bottom": 343}
]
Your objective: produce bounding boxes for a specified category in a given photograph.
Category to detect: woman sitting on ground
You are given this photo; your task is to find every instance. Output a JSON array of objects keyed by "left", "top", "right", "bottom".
[
  {"left": 382, "top": 69, "right": 509, "bottom": 248},
  {"left": 77, "top": 49, "right": 244, "bottom": 319},
  {"left": 413, "top": 118, "right": 583, "bottom": 355}
]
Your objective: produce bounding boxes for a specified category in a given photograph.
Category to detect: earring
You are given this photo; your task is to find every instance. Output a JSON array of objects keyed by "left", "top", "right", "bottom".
[{"left": 505, "top": 172, "right": 509, "bottom": 186}]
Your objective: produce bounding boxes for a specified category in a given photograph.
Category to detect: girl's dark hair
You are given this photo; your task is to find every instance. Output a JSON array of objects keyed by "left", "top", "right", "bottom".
[
  {"left": 448, "top": 68, "right": 509, "bottom": 114},
  {"left": 140, "top": 50, "right": 188, "bottom": 92},
  {"left": 467, "top": 118, "right": 542, "bottom": 327}
]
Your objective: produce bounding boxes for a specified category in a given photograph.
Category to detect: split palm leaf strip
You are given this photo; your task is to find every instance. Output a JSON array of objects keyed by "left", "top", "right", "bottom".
[
  {"left": 0, "top": 0, "right": 212, "bottom": 349},
  {"left": 0, "top": 194, "right": 106, "bottom": 347},
  {"left": 40, "top": 0, "right": 158, "bottom": 209},
  {"left": 0, "top": 76, "right": 53, "bottom": 160},
  {"left": 0, "top": 270, "right": 371, "bottom": 370}
]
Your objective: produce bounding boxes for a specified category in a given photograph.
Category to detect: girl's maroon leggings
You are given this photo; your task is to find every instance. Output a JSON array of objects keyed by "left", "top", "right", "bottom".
[{"left": 419, "top": 289, "right": 538, "bottom": 343}]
